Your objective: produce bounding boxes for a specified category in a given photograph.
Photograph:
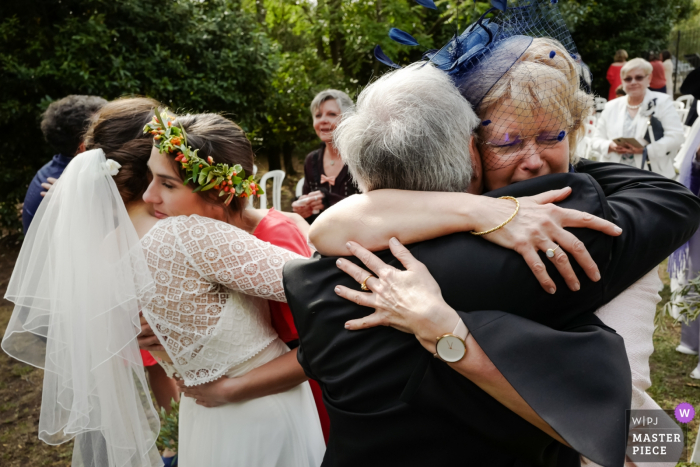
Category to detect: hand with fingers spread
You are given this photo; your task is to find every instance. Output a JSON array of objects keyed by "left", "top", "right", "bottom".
[
  {"left": 335, "top": 238, "right": 461, "bottom": 353},
  {"left": 472, "top": 187, "right": 621, "bottom": 294},
  {"left": 309, "top": 187, "right": 621, "bottom": 294}
]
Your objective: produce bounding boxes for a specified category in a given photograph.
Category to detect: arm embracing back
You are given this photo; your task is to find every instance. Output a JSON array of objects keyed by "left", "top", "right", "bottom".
[{"left": 309, "top": 191, "right": 488, "bottom": 256}]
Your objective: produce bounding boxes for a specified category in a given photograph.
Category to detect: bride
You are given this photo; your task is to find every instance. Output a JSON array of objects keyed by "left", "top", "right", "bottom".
[
  {"left": 138, "top": 111, "right": 325, "bottom": 466},
  {"left": 2, "top": 105, "right": 325, "bottom": 467}
]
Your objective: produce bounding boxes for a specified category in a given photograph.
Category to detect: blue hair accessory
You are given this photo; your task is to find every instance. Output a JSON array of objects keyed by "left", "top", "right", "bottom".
[
  {"left": 374, "top": 45, "right": 401, "bottom": 69},
  {"left": 482, "top": 120, "right": 492, "bottom": 126},
  {"left": 373, "top": 0, "right": 582, "bottom": 109},
  {"left": 557, "top": 130, "right": 566, "bottom": 141},
  {"left": 413, "top": 0, "right": 437, "bottom": 9},
  {"left": 389, "top": 28, "right": 420, "bottom": 46}
]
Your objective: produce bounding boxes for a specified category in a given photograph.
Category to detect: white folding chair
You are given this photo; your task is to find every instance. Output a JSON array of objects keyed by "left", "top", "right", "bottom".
[
  {"left": 258, "top": 170, "right": 286, "bottom": 210},
  {"left": 594, "top": 97, "right": 607, "bottom": 113},
  {"left": 677, "top": 108, "right": 689, "bottom": 125},
  {"left": 673, "top": 101, "right": 685, "bottom": 111},
  {"left": 677, "top": 94, "right": 694, "bottom": 111},
  {"left": 295, "top": 178, "right": 305, "bottom": 198}
]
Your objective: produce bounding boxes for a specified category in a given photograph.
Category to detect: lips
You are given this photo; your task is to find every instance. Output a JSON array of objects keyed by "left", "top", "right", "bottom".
[{"left": 154, "top": 210, "right": 169, "bottom": 219}]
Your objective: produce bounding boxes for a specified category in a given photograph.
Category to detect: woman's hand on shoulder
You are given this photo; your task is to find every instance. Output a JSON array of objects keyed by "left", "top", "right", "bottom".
[
  {"left": 475, "top": 187, "right": 622, "bottom": 294},
  {"left": 40, "top": 177, "right": 57, "bottom": 197}
]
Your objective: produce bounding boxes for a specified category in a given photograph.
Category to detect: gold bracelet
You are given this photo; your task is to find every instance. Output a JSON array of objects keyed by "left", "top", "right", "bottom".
[{"left": 470, "top": 196, "right": 520, "bottom": 236}]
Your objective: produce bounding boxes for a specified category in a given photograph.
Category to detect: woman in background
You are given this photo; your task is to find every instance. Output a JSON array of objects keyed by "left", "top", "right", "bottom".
[
  {"left": 649, "top": 52, "right": 668, "bottom": 94},
  {"left": 591, "top": 58, "right": 684, "bottom": 178},
  {"left": 606, "top": 49, "right": 628, "bottom": 101},
  {"left": 292, "top": 90, "right": 360, "bottom": 223}
]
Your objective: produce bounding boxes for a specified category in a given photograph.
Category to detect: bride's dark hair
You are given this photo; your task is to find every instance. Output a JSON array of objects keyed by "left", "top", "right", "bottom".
[
  {"left": 84, "top": 97, "right": 165, "bottom": 205},
  {"left": 172, "top": 113, "right": 256, "bottom": 217}
]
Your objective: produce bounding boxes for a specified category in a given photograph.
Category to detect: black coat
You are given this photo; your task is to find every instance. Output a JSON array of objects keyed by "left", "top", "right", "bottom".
[{"left": 283, "top": 161, "right": 700, "bottom": 467}]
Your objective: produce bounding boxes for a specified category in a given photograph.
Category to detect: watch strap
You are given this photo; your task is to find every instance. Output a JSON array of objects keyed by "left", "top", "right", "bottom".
[{"left": 452, "top": 318, "right": 469, "bottom": 341}]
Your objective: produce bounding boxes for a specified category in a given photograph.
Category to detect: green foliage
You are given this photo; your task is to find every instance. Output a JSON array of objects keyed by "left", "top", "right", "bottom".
[
  {"left": 658, "top": 273, "right": 700, "bottom": 330},
  {"left": 157, "top": 399, "right": 179, "bottom": 454},
  {"left": 560, "top": 0, "right": 696, "bottom": 97},
  {"left": 2, "top": 0, "right": 696, "bottom": 231},
  {"left": 0, "top": 0, "right": 273, "bottom": 233}
]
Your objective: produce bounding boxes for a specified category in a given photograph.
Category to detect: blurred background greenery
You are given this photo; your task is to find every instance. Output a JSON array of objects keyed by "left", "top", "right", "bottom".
[{"left": 0, "top": 0, "right": 698, "bottom": 234}]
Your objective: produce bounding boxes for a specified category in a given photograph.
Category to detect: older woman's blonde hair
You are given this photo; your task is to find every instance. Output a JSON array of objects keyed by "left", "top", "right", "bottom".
[
  {"left": 620, "top": 58, "right": 653, "bottom": 80},
  {"left": 476, "top": 37, "right": 593, "bottom": 165}
]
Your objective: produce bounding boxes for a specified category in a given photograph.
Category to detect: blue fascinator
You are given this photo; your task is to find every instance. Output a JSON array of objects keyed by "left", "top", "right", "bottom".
[
  {"left": 375, "top": 0, "right": 591, "bottom": 173},
  {"left": 376, "top": 0, "right": 580, "bottom": 108}
]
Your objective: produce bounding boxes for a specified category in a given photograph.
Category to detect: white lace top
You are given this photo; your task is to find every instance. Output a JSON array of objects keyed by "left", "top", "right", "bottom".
[{"left": 140, "top": 215, "right": 303, "bottom": 386}]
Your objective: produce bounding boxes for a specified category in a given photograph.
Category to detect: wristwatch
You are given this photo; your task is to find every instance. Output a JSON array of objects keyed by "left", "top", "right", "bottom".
[{"left": 434, "top": 318, "right": 469, "bottom": 363}]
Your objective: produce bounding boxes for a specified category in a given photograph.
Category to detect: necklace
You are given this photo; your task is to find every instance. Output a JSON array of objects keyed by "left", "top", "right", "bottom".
[{"left": 627, "top": 100, "right": 642, "bottom": 110}]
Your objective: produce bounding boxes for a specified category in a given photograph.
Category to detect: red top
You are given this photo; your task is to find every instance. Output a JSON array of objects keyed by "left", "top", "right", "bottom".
[
  {"left": 252, "top": 209, "right": 330, "bottom": 442},
  {"left": 650, "top": 60, "right": 666, "bottom": 89},
  {"left": 606, "top": 63, "right": 624, "bottom": 101},
  {"left": 253, "top": 209, "right": 311, "bottom": 343}
]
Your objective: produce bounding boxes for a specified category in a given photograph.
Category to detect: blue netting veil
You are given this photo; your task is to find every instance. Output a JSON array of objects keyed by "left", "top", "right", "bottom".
[{"left": 377, "top": 0, "right": 594, "bottom": 173}]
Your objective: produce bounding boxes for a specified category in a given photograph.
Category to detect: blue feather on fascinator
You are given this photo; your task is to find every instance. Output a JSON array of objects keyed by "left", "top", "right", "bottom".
[{"left": 375, "top": 0, "right": 580, "bottom": 107}]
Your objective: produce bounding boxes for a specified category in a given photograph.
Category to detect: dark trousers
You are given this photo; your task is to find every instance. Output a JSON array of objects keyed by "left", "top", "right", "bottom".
[{"left": 650, "top": 85, "right": 667, "bottom": 94}]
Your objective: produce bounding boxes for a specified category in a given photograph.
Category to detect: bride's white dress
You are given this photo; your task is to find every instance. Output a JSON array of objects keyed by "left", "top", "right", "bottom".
[{"left": 141, "top": 215, "right": 325, "bottom": 467}]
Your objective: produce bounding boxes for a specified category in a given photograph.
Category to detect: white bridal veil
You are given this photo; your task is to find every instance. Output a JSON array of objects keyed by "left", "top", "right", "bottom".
[{"left": 2, "top": 149, "right": 162, "bottom": 467}]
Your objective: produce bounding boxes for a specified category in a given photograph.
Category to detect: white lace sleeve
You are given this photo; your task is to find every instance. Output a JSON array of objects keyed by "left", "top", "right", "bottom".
[
  {"left": 141, "top": 215, "right": 305, "bottom": 385},
  {"left": 164, "top": 215, "right": 302, "bottom": 302}
]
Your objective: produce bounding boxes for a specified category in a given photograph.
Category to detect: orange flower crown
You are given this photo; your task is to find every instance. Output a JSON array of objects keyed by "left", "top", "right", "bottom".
[{"left": 144, "top": 109, "right": 263, "bottom": 206}]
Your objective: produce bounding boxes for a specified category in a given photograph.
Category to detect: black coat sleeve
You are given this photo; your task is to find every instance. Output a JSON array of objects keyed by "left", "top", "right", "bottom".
[{"left": 575, "top": 160, "right": 700, "bottom": 304}]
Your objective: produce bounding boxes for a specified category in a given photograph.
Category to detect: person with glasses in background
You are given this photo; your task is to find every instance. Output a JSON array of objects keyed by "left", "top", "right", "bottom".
[{"left": 591, "top": 58, "right": 684, "bottom": 178}]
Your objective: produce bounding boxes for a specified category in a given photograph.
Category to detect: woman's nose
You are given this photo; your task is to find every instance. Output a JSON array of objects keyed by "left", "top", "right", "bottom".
[
  {"left": 142, "top": 181, "right": 160, "bottom": 204},
  {"left": 519, "top": 142, "right": 544, "bottom": 171}
]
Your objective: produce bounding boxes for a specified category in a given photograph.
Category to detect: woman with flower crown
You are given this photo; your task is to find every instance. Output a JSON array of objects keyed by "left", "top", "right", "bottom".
[
  {"left": 136, "top": 112, "right": 328, "bottom": 466},
  {"left": 2, "top": 103, "right": 326, "bottom": 467}
]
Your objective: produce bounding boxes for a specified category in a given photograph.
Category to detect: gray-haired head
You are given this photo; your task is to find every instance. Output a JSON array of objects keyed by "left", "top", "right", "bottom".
[
  {"left": 310, "top": 89, "right": 354, "bottom": 115},
  {"left": 334, "top": 62, "right": 479, "bottom": 193}
]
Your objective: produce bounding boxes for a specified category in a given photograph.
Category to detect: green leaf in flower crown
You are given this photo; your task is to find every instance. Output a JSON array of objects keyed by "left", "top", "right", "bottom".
[
  {"left": 193, "top": 185, "right": 204, "bottom": 192},
  {"left": 219, "top": 190, "right": 225, "bottom": 197},
  {"left": 206, "top": 171, "right": 214, "bottom": 184},
  {"left": 232, "top": 176, "right": 242, "bottom": 184},
  {"left": 232, "top": 164, "right": 243, "bottom": 174},
  {"left": 201, "top": 180, "right": 217, "bottom": 191},
  {"left": 192, "top": 163, "right": 200, "bottom": 182},
  {"left": 154, "top": 107, "right": 166, "bottom": 128}
]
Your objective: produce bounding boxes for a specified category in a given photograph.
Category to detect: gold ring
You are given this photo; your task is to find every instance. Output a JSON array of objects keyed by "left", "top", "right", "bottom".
[
  {"left": 546, "top": 245, "right": 560, "bottom": 258},
  {"left": 360, "top": 275, "right": 373, "bottom": 291}
]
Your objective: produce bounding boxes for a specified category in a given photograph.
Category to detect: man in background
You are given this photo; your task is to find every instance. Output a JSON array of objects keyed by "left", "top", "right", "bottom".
[{"left": 22, "top": 95, "right": 106, "bottom": 233}]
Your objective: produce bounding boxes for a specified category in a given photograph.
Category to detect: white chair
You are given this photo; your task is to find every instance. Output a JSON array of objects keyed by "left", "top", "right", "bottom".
[
  {"left": 258, "top": 170, "right": 285, "bottom": 210},
  {"left": 673, "top": 101, "right": 685, "bottom": 111},
  {"left": 677, "top": 94, "right": 694, "bottom": 111},
  {"left": 594, "top": 97, "right": 607, "bottom": 113},
  {"left": 295, "top": 178, "right": 305, "bottom": 198},
  {"left": 677, "top": 108, "right": 690, "bottom": 125}
]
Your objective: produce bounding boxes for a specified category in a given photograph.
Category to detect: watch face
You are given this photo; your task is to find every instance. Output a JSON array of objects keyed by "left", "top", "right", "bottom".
[{"left": 436, "top": 335, "right": 466, "bottom": 363}]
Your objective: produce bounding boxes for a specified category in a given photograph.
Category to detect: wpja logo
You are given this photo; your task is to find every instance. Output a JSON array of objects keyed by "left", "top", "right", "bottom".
[{"left": 626, "top": 404, "right": 695, "bottom": 463}]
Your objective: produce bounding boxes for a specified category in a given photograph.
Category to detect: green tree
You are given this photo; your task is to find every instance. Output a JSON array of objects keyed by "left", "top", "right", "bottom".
[
  {"left": 0, "top": 0, "right": 274, "bottom": 233},
  {"left": 249, "top": 0, "right": 491, "bottom": 173}
]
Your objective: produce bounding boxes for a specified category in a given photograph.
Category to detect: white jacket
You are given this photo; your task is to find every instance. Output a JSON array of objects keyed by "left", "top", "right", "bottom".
[{"left": 590, "top": 89, "right": 685, "bottom": 178}]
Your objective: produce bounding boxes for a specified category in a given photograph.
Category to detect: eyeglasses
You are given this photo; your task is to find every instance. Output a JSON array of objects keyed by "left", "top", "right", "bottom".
[
  {"left": 477, "top": 130, "right": 568, "bottom": 154},
  {"left": 623, "top": 74, "right": 648, "bottom": 83}
]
